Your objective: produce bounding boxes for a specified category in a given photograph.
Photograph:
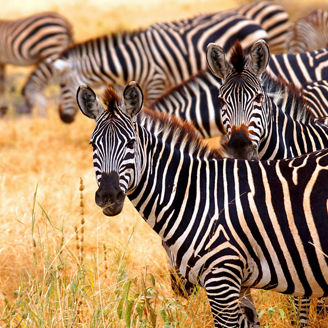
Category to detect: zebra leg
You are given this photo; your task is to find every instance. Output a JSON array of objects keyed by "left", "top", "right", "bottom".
[
  {"left": 162, "top": 241, "right": 196, "bottom": 297},
  {"left": 292, "top": 296, "right": 310, "bottom": 328},
  {"left": 240, "top": 287, "right": 260, "bottom": 327},
  {"left": 205, "top": 270, "right": 257, "bottom": 328},
  {"left": 0, "top": 63, "right": 7, "bottom": 117}
]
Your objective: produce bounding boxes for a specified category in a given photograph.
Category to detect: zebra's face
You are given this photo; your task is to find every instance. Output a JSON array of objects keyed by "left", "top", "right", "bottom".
[
  {"left": 218, "top": 76, "right": 271, "bottom": 160},
  {"left": 206, "top": 39, "right": 270, "bottom": 160},
  {"left": 77, "top": 82, "right": 144, "bottom": 216}
]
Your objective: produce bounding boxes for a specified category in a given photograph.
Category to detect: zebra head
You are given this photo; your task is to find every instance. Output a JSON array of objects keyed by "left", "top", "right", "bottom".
[
  {"left": 206, "top": 40, "right": 271, "bottom": 160},
  {"left": 53, "top": 58, "right": 82, "bottom": 124},
  {"left": 76, "top": 82, "right": 143, "bottom": 216}
]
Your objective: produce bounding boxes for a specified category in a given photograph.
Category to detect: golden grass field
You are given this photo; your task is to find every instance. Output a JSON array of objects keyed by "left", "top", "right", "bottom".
[{"left": 1, "top": 0, "right": 328, "bottom": 327}]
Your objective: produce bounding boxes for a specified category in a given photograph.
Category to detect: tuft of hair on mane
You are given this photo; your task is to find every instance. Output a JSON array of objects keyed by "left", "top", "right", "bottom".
[
  {"left": 102, "top": 86, "right": 120, "bottom": 112},
  {"left": 230, "top": 41, "right": 246, "bottom": 74}
]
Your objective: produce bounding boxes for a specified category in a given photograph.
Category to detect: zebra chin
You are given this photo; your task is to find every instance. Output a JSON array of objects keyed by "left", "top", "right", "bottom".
[
  {"left": 101, "top": 201, "right": 125, "bottom": 216},
  {"left": 222, "top": 143, "right": 259, "bottom": 160},
  {"left": 221, "top": 128, "right": 259, "bottom": 160}
]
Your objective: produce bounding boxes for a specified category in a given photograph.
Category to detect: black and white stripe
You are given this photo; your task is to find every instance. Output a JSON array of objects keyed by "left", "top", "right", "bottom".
[
  {"left": 267, "top": 47, "right": 328, "bottom": 89},
  {"left": 53, "top": 0, "right": 290, "bottom": 122},
  {"left": 0, "top": 12, "right": 73, "bottom": 113},
  {"left": 302, "top": 79, "right": 328, "bottom": 118},
  {"left": 77, "top": 82, "right": 328, "bottom": 328},
  {"left": 206, "top": 39, "right": 328, "bottom": 327},
  {"left": 236, "top": 0, "right": 290, "bottom": 53}
]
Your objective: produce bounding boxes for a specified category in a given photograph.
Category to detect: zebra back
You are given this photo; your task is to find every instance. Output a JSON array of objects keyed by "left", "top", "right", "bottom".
[
  {"left": 0, "top": 12, "right": 73, "bottom": 65},
  {"left": 237, "top": 0, "right": 291, "bottom": 53},
  {"left": 266, "top": 47, "right": 328, "bottom": 89}
]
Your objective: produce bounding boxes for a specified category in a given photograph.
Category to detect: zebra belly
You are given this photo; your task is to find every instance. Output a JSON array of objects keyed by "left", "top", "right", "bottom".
[{"left": 243, "top": 253, "right": 328, "bottom": 297}]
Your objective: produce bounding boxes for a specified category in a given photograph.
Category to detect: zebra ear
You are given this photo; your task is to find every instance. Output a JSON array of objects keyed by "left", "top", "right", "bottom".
[
  {"left": 122, "top": 81, "right": 143, "bottom": 118},
  {"left": 249, "top": 39, "right": 270, "bottom": 76},
  {"left": 52, "top": 59, "right": 72, "bottom": 74},
  {"left": 206, "top": 43, "right": 230, "bottom": 79},
  {"left": 76, "top": 85, "right": 104, "bottom": 119}
]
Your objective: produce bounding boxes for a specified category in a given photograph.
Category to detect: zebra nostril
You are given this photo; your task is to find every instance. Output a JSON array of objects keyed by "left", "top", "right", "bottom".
[{"left": 116, "top": 190, "right": 125, "bottom": 202}]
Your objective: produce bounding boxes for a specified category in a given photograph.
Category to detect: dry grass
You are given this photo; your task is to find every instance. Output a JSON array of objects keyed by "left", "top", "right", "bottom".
[{"left": 1, "top": 0, "right": 328, "bottom": 327}]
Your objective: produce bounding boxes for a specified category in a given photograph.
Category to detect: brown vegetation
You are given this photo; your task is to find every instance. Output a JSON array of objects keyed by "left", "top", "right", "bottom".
[{"left": 1, "top": 0, "right": 328, "bottom": 326}]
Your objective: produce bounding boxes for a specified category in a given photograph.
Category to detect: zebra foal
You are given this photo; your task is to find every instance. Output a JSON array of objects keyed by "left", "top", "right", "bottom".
[
  {"left": 0, "top": 11, "right": 73, "bottom": 115},
  {"left": 76, "top": 81, "right": 328, "bottom": 328}
]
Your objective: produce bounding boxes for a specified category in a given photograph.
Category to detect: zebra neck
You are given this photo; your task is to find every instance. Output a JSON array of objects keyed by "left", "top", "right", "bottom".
[{"left": 128, "top": 124, "right": 223, "bottom": 240}]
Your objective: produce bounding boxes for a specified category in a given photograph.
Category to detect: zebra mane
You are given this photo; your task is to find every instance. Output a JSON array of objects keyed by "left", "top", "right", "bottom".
[
  {"left": 230, "top": 41, "right": 246, "bottom": 74},
  {"left": 139, "top": 109, "right": 223, "bottom": 159},
  {"left": 102, "top": 86, "right": 120, "bottom": 114}
]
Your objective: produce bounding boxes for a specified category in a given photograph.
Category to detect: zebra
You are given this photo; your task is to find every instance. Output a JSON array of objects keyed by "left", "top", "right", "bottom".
[
  {"left": 205, "top": 40, "right": 328, "bottom": 161},
  {"left": 285, "top": 9, "right": 328, "bottom": 54},
  {"left": 76, "top": 81, "right": 328, "bottom": 328},
  {"left": 206, "top": 39, "right": 328, "bottom": 326},
  {"left": 0, "top": 11, "right": 73, "bottom": 115},
  {"left": 52, "top": 0, "right": 290, "bottom": 123}
]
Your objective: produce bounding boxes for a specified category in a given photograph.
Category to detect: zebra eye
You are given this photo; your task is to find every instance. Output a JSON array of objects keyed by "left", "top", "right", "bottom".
[
  {"left": 127, "top": 139, "right": 135, "bottom": 147},
  {"left": 218, "top": 97, "right": 226, "bottom": 108},
  {"left": 254, "top": 94, "right": 263, "bottom": 103}
]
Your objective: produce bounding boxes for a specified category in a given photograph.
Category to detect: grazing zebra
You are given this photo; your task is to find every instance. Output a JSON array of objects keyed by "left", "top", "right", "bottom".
[
  {"left": 52, "top": 0, "right": 290, "bottom": 123},
  {"left": 206, "top": 39, "right": 328, "bottom": 326},
  {"left": 76, "top": 81, "right": 328, "bottom": 328},
  {"left": 285, "top": 9, "right": 328, "bottom": 53},
  {"left": 0, "top": 12, "right": 73, "bottom": 115}
]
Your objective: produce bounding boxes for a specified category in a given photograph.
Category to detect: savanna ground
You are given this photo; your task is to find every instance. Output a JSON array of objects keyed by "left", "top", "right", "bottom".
[{"left": 1, "top": 0, "right": 328, "bottom": 327}]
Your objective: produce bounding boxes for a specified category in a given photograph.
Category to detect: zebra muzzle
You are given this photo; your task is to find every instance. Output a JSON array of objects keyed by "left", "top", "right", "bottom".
[
  {"left": 58, "top": 105, "right": 77, "bottom": 124},
  {"left": 95, "top": 171, "right": 126, "bottom": 216},
  {"left": 221, "top": 127, "right": 259, "bottom": 160}
]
